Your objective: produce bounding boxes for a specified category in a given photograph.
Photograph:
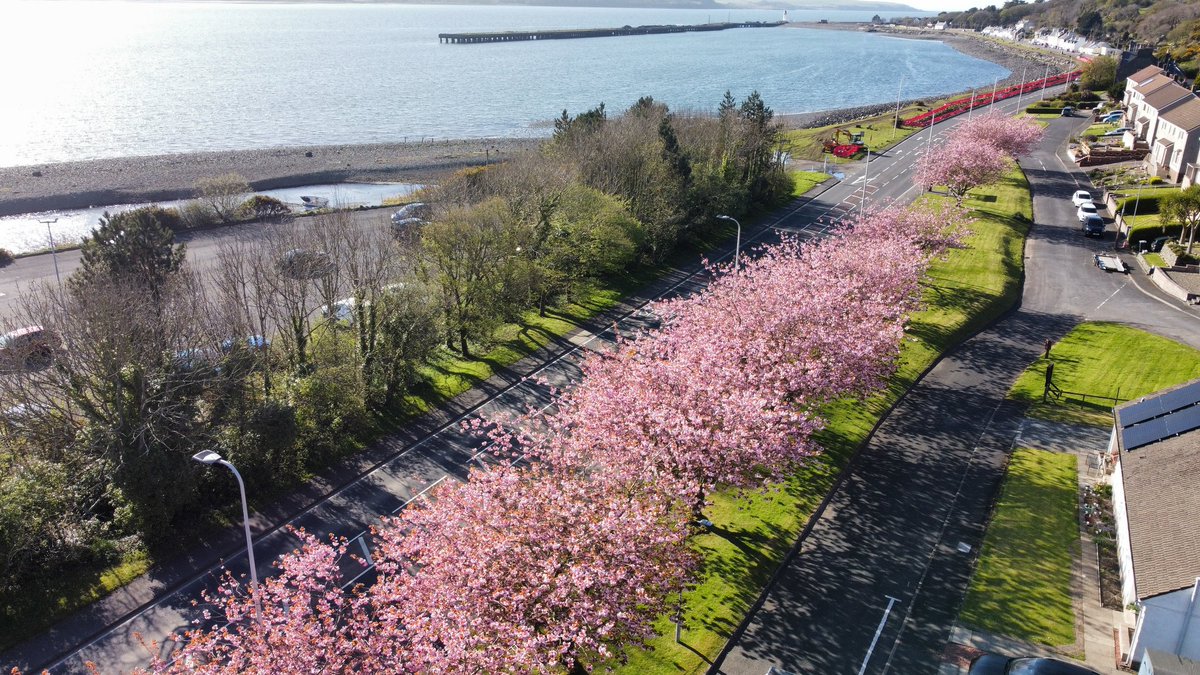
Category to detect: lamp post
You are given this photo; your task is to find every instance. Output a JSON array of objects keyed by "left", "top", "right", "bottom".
[
  {"left": 891, "top": 76, "right": 905, "bottom": 140},
  {"left": 716, "top": 215, "right": 741, "bottom": 268},
  {"left": 38, "top": 217, "right": 62, "bottom": 287},
  {"left": 193, "top": 450, "right": 262, "bottom": 627},
  {"left": 1015, "top": 66, "right": 1029, "bottom": 112}
]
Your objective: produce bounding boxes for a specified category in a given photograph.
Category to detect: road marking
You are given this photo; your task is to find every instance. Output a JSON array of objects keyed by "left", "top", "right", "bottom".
[
  {"left": 1125, "top": 272, "right": 1200, "bottom": 321},
  {"left": 858, "top": 595, "right": 900, "bottom": 675},
  {"left": 1091, "top": 281, "right": 1126, "bottom": 314}
]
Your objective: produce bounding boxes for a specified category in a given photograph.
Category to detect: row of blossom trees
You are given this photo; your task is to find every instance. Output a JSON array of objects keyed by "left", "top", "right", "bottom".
[
  {"left": 914, "top": 112, "right": 1044, "bottom": 203},
  {"left": 148, "top": 198, "right": 970, "bottom": 674}
]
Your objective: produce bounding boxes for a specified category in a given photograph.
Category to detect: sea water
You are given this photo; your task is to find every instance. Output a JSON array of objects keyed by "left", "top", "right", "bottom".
[{"left": 0, "top": 1, "right": 998, "bottom": 168}]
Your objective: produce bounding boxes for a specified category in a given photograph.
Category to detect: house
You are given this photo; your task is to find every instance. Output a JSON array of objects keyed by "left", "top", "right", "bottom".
[
  {"left": 1125, "top": 77, "right": 1193, "bottom": 148},
  {"left": 1124, "top": 65, "right": 1166, "bottom": 108},
  {"left": 1109, "top": 380, "right": 1200, "bottom": 667},
  {"left": 1138, "top": 649, "right": 1200, "bottom": 674},
  {"left": 1147, "top": 97, "right": 1200, "bottom": 183}
]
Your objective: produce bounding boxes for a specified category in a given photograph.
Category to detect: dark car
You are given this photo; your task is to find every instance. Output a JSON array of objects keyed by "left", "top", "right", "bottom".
[
  {"left": 969, "top": 654, "right": 1101, "bottom": 675},
  {"left": 1081, "top": 215, "right": 1105, "bottom": 237},
  {"left": 1151, "top": 236, "right": 1171, "bottom": 253}
]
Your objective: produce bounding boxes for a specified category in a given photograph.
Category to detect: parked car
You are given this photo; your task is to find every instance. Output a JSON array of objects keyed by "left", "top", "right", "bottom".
[
  {"left": 1076, "top": 202, "right": 1099, "bottom": 222},
  {"left": 1151, "top": 236, "right": 1172, "bottom": 253},
  {"left": 1071, "top": 190, "right": 1093, "bottom": 207},
  {"left": 321, "top": 297, "right": 366, "bottom": 324},
  {"left": 1060, "top": 106, "right": 1075, "bottom": 117},
  {"left": 969, "top": 654, "right": 1100, "bottom": 675},
  {"left": 1081, "top": 215, "right": 1105, "bottom": 237},
  {"left": 1099, "top": 112, "right": 1122, "bottom": 124},
  {"left": 1102, "top": 127, "right": 1131, "bottom": 137},
  {"left": 0, "top": 325, "right": 60, "bottom": 372},
  {"left": 277, "top": 248, "right": 335, "bottom": 280},
  {"left": 220, "top": 335, "right": 270, "bottom": 353},
  {"left": 391, "top": 202, "right": 431, "bottom": 224}
]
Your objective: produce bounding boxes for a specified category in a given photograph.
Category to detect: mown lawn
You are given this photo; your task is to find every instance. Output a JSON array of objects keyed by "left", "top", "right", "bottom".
[
  {"left": 783, "top": 105, "right": 927, "bottom": 162},
  {"left": 790, "top": 170, "right": 831, "bottom": 197},
  {"left": 1009, "top": 322, "right": 1200, "bottom": 428},
  {"left": 617, "top": 167, "right": 1033, "bottom": 674},
  {"left": 959, "top": 449, "right": 1079, "bottom": 647}
]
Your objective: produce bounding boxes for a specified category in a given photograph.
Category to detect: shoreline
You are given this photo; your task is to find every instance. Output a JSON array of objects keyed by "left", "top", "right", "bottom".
[{"left": 0, "top": 26, "right": 1077, "bottom": 218}]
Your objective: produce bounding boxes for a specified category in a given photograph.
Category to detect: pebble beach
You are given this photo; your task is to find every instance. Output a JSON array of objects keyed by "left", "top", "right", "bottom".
[{"left": 0, "top": 26, "right": 1077, "bottom": 218}]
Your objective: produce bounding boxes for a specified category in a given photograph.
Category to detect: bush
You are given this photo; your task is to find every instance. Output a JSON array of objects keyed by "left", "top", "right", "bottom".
[
  {"left": 291, "top": 365, "right": 368, "bottom": 465},
  {"left": 1127, "top": 223, "right": 1181, "bottom": 248},
  {"left": 239, "top": 195, "right": 291, "bottom": 222},
  {"left": 1149, "top": 176, "right": 1163, "bottom": 185},
  {"left": 1116, "top": 193, "right": 1169, "bottom": 216},
  {"left": 178, "top": 199, "right": 218, "bottom": 230},
  {"left": 1026, "top": 106, "right": 1063, "bottom": 115},
  {"left": 0, "top": 249, "right": 14, "bottom": 267}
]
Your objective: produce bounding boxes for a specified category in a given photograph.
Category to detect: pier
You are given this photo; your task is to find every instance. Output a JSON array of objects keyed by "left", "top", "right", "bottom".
[{"left": 438, "top": 21, "right": 785, "bottom": 45}]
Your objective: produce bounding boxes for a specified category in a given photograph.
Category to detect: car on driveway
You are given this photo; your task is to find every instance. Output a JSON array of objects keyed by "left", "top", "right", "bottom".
[
  {"left": 1071, "top": 190, "right": 1093, "bottom": 207},
  {"left": 968, "top": 654, "right": 1100, "bottom": 675},
  {"left": 1102, "top": 127, "right": 1131, "bottom": 137},
  {"left": 1077, "top": 202, "right": 1099, "bottom": 222},
  {"left": 1099, "top": 112, "right": 1122, "bottom": 124}
]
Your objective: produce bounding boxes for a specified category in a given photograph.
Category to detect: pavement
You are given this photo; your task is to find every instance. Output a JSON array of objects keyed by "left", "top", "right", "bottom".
[{"left": 712, "top": 114, "right": 1200, "bottom": 675}]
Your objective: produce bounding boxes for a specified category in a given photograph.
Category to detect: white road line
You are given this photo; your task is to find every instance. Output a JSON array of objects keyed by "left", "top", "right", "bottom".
[
  {"left": 1091, "top": 281, "right": 1127, "bottom": 314},
  {"left": 858, "top": 595, "right": 900, "bottom": 675}
]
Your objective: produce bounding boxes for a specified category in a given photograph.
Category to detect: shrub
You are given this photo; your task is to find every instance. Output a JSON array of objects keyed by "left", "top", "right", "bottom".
[
  {"left": 1116, "top": 192, "right": 1169, "bottom": 215},
  {"left": 0, "top": 249, "right": 14, "bottom": 267},
  {"left": 239, "top": 195, "right": 292, "bottom": 222},
  {"left": 291, "top": 365, "right": 368, "bottom": 465},
  {"left": 178, "top": 199, "right": 218, "bottom": 230},
  {"left": 1026, "top": 106, "right": 1063, "bottom": 115},
  {"left": 1149, "top": 176, "right": 1163, "bottom": 185},
  {"left": 1128, "top": 223, "right": 1181, "bottom": 248}
]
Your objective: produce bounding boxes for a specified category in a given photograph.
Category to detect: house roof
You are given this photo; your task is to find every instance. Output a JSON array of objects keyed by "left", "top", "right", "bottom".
[
  {"left": 1142, "top": 82, "right": 1195, "bottom": 112},
  {"left": 1127, "top": 64, "right": 1164, "bottom": 85},
  {"left": 1145, "top": 650, "right": 1200, "bottom": 675},
  {"left": 1160, "top": 96, "right": 1200, "bottom": 133},
  {"left": 1114, "top": 379, "right": 1200, "bottom": 599},
  {"left": 1134, "top": 74, "right": 1180, "bottom": 98}
]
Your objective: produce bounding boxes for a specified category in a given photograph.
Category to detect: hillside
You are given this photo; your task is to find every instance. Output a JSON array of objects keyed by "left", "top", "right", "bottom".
[{"left": 891, "top": 0, "right": 1199, "bottom": 77}]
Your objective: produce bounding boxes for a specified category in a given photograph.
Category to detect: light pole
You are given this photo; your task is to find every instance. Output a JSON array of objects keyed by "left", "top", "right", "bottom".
[
  {"left": 1039, "top": 63, "right": 1050, "bottom": 101},
  {"left": 38, "top": 217, "right": 62, "bottom": 287},
  {"left": 716, "top": 214, "right": 741, "bottom": 268},
  {"left": 1015, "top": 66, "right": 1029, "bottom": 112},
  {"left": 193, "top": 450, "right": 262, "bottom": 627},
  {"left": 891, "top": 76, "right": 905, "bottom": 140}
]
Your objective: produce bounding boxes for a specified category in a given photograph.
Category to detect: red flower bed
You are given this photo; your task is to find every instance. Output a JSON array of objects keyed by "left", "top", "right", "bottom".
[{"left": 902, "top": 70, "right": 1081, "bottom": 129}]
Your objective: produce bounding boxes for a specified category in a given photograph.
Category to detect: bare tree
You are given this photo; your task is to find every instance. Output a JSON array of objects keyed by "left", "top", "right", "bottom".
[{"left": 195, "top": 173, "right": 252, "bottom": 223}]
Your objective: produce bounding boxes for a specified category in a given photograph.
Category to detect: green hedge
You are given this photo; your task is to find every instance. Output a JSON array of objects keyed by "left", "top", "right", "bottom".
[
  {"left": 1128, "top": 223, "right": 1181, "bottom": 247},
  {"left": 1026, "top": 106, "right": 1065, "bottom": 115},
  {"left": 1116, "top": 192, "right": 1169, "bottom": 216}
]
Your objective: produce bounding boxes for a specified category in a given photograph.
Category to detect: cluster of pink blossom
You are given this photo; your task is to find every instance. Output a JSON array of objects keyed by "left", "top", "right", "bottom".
[
  {"left": 914, "top": 112, "right": 1044, "bottom": 203},
  {"left": 149, "top": 202, "right": 968, "bottom": 673}
]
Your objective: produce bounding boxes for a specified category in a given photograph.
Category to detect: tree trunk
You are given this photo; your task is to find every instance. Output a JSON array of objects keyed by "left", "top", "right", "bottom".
[{"left": 459, "top": 329, "right": 470, "bottom": 358}]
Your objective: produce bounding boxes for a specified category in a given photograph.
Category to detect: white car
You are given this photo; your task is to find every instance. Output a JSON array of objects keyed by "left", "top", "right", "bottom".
[
  {"left": 321, "top": 297, "right": 358, "bottom": 323},
  {"left": 1077, "top": 202, "right": 1099, "bottom": 222},
  {"left": 1071, "top": 190, "right": 1093, "bottom": 207}
]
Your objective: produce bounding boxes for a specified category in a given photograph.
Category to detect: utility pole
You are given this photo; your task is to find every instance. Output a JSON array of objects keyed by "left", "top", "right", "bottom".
[
  {"left": 1015, "top": 66, "right": 1029, "bottom": 111},
  {"left": 891, "top": 76, "right": 905, "bottom": 140},
  {"left": 1040, "top": 63, "right": 1050, "bottom": 101}
]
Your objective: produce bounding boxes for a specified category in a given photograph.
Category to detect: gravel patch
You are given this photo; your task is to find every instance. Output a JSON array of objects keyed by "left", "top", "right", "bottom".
[{"left": 0, "top": 138, "right": 541, "bottom": 216}]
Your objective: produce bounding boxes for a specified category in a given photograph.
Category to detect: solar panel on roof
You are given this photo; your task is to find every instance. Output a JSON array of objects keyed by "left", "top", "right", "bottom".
[
  {"left": 1118, "top": 397, "right": 1165, "bottom": 427},
  {"left": 1152, "top": 380, "right": 1200, "bottom": 415},
  {"left": 1123, "top": 417, "right": 1171, "bottom": 451},
  {"left": 1163, "top": 403, "right": 1200, "bottom": 438}
]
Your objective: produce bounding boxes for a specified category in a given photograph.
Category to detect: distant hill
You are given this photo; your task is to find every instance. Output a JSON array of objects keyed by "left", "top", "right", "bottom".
[{"left": 247, "top": 0, "right": 920, "bottom": 10}]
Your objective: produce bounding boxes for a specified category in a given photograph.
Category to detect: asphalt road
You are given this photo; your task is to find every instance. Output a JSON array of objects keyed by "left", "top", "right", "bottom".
[
  {"left": 714, "top": 116, "right": 1200, "bottom": 674},
  {"left": 3, "top": 87, "right": 1118, "bottom": 674}
]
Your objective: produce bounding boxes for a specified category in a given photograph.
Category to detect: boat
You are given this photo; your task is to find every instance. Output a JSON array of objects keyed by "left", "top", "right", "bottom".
[{"left": 299, "top": 195, "right": 330, "bottom": 208}]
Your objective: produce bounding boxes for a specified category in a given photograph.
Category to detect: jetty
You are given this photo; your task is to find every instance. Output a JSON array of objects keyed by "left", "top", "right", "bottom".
[{"left": 438, "top": 21, "right": 785, "bottom": 45}]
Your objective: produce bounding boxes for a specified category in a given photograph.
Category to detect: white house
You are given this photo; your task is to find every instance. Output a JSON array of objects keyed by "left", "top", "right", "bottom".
[
  {"left": 1125, "top": 65, "right": 1166, "bottom": 108},
  {"left": 1031, "top": 29, "right": 1115, "bottom": 55},
  {"left": 1110, "top": 381, "right": 1200, "bottom": 667},
  {"left": 1125, "top": 77, "right": 1194, "bottom": 149},
  {"left": 1147, "top": 97, "right": 1200, "bottom": 183}
]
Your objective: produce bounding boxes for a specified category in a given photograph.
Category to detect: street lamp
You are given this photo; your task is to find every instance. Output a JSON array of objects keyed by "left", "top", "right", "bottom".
[
  {"left": 716, "top": 214, "right": 741, "bottom": 268},
  {"left": 193, "top": 450, "right": 262, "bottom": 626},
  {"left": 38, "top": 217, "right": 62, "bottom": 287}
]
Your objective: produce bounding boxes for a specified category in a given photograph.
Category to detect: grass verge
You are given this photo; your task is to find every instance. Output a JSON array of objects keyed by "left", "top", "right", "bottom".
[
  {"left": 617, "top": 167, "right": 1033, "bottom": 674},
  {"left": 959, "top": 449, "right": 1078, "bottom": 647},
  {"left": 1142, "top": 253, "right": 1167, "bottom": 268},
  {"left": 1008, "top": 322, "right": 1200, "bottom": 428},
  {"left": 790, "top": 171, "right": 831, "bottom": 197},
  {"left": 783, "top": 107, "right": 925, "bottom": 162}
]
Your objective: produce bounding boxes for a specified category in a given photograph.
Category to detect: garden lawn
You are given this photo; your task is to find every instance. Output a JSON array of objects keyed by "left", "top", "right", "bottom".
[
  {"left": 959, "top": 449, "right": 1078, "bottom": 647},
  {"left": 1143, "top": 253, "right": 1167, "bottom": 268},
  {"left": 783, "top": 106, "right": 926, "bottom": 162},
  {"left": 1009, "top": 322, "right": 1200, "bottom": 428},
  {"left": 790, "top": 170, "right": 830, "bottom": 198},
  {"left": 617, "top": 167, "right": 1032, "bottom": 675}
]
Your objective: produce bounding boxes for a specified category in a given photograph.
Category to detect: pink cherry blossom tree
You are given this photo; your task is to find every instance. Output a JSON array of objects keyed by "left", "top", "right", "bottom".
[
  {"left": 368, "top": 465, "right": 695, "bottom": 673},
  {"left": 914, "top": 136, "right": 1010, "bottom": 204},
  {"left": 951, "top": 112, "right": 1043, "bottom": 158},
  {"left": 148, "top": 530, "right": 387, "bottom": 674}
]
